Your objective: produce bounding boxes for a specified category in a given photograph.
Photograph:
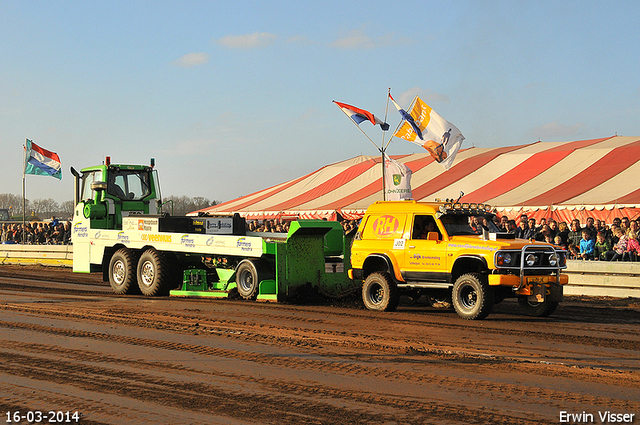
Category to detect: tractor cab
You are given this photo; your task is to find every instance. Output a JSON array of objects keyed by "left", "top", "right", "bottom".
[{"left": 71, "top": 157, "right": 160, "bottom": 230}]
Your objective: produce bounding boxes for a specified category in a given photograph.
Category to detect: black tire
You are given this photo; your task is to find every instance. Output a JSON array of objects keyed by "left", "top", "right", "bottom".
[
  {"left": 235, "top": 260, "right": 261, "bottom": 300},
  {"left": 452, "top": 273, "right": 494, "bottom": 320},
  {"left": 108, "top": 248, "right": 139, "bottom": 295},
  {"left": 362, "top": 272, "right": 399, "bottom": 312},
  {"left": 137, "top": 249, "right": 171, "bottom": 296},
  {"left": 518, "top": 296, "right": 559, "bottom": 317}
]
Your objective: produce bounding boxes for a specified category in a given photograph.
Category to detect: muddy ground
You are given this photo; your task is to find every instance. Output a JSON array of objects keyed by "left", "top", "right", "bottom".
[{"left": 0, "top": 265, "right": 638, "bottom": 424}]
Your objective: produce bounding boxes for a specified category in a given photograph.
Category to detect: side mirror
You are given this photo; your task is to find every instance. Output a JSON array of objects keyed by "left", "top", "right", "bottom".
[{"left": 91, "top": 181, "right": 107, "bottom": 191}]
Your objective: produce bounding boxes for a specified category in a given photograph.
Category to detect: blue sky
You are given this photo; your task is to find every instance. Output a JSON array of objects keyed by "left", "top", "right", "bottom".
[{"left": 2, "top": 0, "right": 639, "bottom": 205}]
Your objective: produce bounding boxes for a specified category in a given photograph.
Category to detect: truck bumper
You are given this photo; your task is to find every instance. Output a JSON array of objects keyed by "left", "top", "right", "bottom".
[
  {"left": 489, "top": 273, "right": 566, "bottom": 303},
  {"left": 488, "top": 273, "right": 568, "bottom": 287}
]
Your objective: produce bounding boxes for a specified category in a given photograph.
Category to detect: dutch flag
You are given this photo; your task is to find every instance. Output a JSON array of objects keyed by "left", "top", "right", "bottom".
[{"left": 24, "top": 139, "right": 62, "bottom": 180}]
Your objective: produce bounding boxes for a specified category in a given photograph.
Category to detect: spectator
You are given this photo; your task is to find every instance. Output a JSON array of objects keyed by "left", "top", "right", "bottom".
[
  {"left": 507, "top": 219, "right": 517, "bottom": 234},
  {"left": 579, "top": 230, "right": 595, "bottom": 260},
  {"left": 627, "top": 219, "right": 639, "bottom": 237},
  {"left": 612, "top": 217, "right": 622, "bottom": 237},
  {"left": 567, "top": 220, "right": 583, "bottom": 256},
  {"left": 547, "top": 219, "right": 558, "bottom": 239},
  {"left": 605, "top": 228, "right": 628, "bottom": 261},
  {"left": 0, "top": 224, "right": 9, "bottom": 243},
  {"left": 554, "top": 235, "right": 567, "bottom": 251},
  {"left": 535, "top": 225, "right": 552, "bottom": 242},
  {"left": 528, "top": 218, "right": 537, "bottom": 233},
  {"left": 594, "top": 232, "right": 611, "bottom": 261},
  {"left": 515, "top": 219, "right": 534, "bottom": 239},
  {"left": 584, "top": 217, "right": 597, "bottom": 238},
  {"left": 538, "top": 218, "right": 546, "bottom": 232},
  {"left": 625, "top": 230, "right": 639, "bottom": 261},
  {"left": 498, "top": 215, "right": 509, "bottom": 232},
  {"left": 621, "top": 217, "right": 631, "bottom": 233},
  {"left": 610, "top": 225, "right": 621, "bottom": 245},
  {"left": 557, "top": 221, "right": 570, "bottom": 246}
]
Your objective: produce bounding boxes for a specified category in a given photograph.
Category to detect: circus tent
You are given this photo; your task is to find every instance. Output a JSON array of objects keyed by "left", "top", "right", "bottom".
[{"left": 194, "top": 136, "right": 640, "bottom": 223}]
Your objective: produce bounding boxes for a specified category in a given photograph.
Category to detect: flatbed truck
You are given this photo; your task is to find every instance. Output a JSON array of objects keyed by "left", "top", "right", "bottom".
[{"left": 70, "top": 158, "right": 357, "bottom": 301}]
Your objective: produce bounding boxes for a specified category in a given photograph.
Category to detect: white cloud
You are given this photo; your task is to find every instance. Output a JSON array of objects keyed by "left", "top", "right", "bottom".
[
  {"left": 331, "top": 29, "right": 413, "bottom": 49},
  {"left": 172, "top": 52, "right": 210, "bottom": 68},
  {"left": 529, "top": 121, "right": 586, "bottom": 139},
  {"left": 215, "top": 32, "right": 277, "bottom": 49}
]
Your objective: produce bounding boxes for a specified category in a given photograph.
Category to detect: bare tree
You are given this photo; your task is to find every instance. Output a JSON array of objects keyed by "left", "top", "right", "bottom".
[
  {"left": 163, "top": 195, "right": 218, "bottom": 216},
  {"left": 32, "top": 198, "right": 60, "bottom": 216},
  {"left": 0, "top": 193, "right": 29, "bottom": 215},
  {"left": 60, "top": 200, "right": 75, "bottom": 217}
]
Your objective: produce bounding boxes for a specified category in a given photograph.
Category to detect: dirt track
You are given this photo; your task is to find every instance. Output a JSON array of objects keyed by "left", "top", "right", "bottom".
[{"left": 0, "top": 265, "right": 638, "bottom": 424}]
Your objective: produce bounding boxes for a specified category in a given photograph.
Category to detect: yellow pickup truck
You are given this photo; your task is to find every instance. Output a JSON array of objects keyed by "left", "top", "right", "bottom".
[{"left": 349, "top": 200, "right": 568, "bottom": 320}]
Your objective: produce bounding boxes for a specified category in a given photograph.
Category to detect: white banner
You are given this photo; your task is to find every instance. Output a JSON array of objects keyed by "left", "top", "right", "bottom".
[{"left": 384, "top": 154, "right": 412, "bottom": 201}]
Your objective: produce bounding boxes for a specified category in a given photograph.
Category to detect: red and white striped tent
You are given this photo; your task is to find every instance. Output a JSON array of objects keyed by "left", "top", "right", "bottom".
[{"left": 196, "top": 136, "right": 640, "bottom": 223}]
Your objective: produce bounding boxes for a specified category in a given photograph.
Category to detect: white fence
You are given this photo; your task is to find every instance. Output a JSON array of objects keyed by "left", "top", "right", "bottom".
[
  {"left": 0, "top": 244, "right": 72, "bottom": 267},
  {"left": 564, "top": 260, "right": 640, "bottom": 298},
  {"left": 0, "top": 246, "right": 638, "bottom": 298}
]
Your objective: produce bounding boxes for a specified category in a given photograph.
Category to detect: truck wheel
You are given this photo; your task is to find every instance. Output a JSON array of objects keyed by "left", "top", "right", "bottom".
[
  {"left": 236, "top": 260, "right": 261, "bottom": 300},
  {"left": 109, "top": 248, "right": 139, "bottom": 295},
  {"left": 362, "top": 272, "right": 399, "bottom": 312},
  {"left": 137, "top": 249, "right": 170, "bottom": 296},
  {"left": 517, "top": 297, "right": 559, "bottom": 317},
  {"left": 452, "top": 273, "right": 494, "bottom": 320}
]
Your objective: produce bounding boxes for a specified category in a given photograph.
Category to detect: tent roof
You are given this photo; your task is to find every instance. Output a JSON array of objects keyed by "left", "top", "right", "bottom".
[{"left": 196, "top": 136, "right": 640, "bottom": 219}]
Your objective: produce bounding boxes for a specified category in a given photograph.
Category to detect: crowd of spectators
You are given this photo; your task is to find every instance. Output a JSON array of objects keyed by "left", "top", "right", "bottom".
[
  {"left": 245, "top": 218, "right": 360, "bottom": 236},
  {"left": 246, "top": 219, "right": 290, "bottom": 234},
  {"left": 0, "top": 217, "right": 71, "bottom": 245},
  {"left": 494, "top": 214, "right": 640, "bottom": 261}
]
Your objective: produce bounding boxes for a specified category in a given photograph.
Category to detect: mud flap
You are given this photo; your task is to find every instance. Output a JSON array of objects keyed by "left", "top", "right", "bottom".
[
  {"left": 527, "top": 281, "right": 563, "bottom": 303},
  {"left": 528, "top": 283, "right": 546, "bottom": 303}
]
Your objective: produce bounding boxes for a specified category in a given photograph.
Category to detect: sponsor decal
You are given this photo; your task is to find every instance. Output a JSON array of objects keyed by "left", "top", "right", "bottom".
[
  {"left": 236, "top": 237, "right": 253, "bottom": 251},
  {"left": 408, "top": 253, "right": 441, "bottom": 267},
  {"left": 209, "top": 220, "right": 232, "bottom": 230},
  {"left": 73, "top": 222, "right": 88, "bottom": 238},
  {"left": 117, "top": 231, "right": 130, "bottom": 243},
  {"left": 141, "top": 234, "right": 172, "bottom": 243},
  {"left": 448, "top": 243, "right": 497, "bottom": 251},
  {"left": 180, "top": 234, "right": 195, "bottom": 248},
  {"left": 371, "top": 215, "right": 400, "bottom": 237}
]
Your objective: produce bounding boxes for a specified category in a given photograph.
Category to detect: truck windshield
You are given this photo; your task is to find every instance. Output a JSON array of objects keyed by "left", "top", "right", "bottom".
[
  {"left": 107, "top": 169, "right": 151, "bottom": 201},
  {"left": 0, "top": 210, "right": 9, "bottom": 221},
  {"left": 81, "top": 170, "right": 103, "bottom": 201},
  {"left": 440, "top": 214, "right": 500, "bottom": 236}
]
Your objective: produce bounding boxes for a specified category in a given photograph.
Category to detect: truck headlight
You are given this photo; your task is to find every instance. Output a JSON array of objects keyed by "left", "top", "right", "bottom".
[
  {"left": 496, "top": 252, "right": 512, "bottom": 266},
  {"left": 549, "top": 253, "right": 558, "bottom": 267},
  {"left": 525, "top": 254, "right": 537, "bottom": 266}
]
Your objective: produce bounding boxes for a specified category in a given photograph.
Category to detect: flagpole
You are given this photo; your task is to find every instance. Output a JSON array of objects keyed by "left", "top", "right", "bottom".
[
  {"left": 381, "top": 147, "right": 386, "bottom": 201},
  {"left": 333, "top": 101, "right": 381, "bottom": 151},
  {"left": 22, "top": 140, "right": 27, "bottom": 244}
]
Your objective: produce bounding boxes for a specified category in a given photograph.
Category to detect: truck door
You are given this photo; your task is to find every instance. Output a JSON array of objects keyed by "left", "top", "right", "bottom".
[{"left": 402, "top": 214, "right": 449, "bottom": 282}]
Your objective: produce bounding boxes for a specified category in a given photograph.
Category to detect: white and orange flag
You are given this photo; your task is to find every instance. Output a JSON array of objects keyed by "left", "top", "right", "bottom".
[{"left": 390, "top": 94, "right": 464, "bottom": 170}]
